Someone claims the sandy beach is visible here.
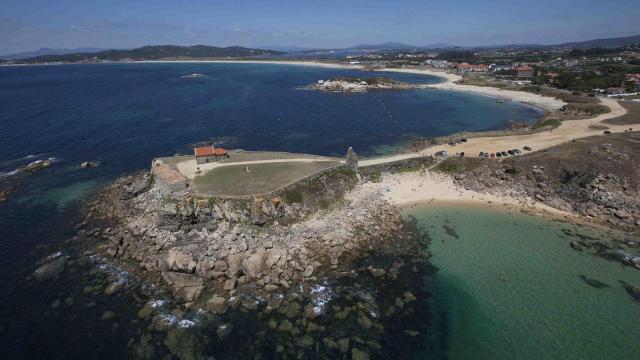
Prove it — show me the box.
[381,68,567,111]
[362,170,573,216]
[134,59,362,70]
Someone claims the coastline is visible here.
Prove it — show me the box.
[380,67,566,111]
[362,170,576,218]
[2,58,562,111]
[359,96,627,167]
[5,59,632,228]
[127,59,632,228]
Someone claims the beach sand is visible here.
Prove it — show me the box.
[362,170,579,220]
[381,68,567,111]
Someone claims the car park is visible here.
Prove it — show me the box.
[523,146,532,151]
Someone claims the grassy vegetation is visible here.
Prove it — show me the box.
[461,75,611,120]
[536,64,640,93]
[435,158,482,174]
[368,171,383,183]
[602,101,640,125]
[531,118,562,130]
[192,161,340,196]
[564,102,610,117]
[284,190,303,203]
[280,165,359,210]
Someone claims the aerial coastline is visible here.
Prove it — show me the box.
[4,45,640,360]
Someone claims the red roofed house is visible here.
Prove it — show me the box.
[194,145,229,164]
[515,66,534,79]
[455,63,489,73]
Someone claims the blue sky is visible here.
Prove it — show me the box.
[1,0,639,54]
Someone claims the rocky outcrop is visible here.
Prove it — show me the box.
[81,165,409,309]
[346,147,358,172]
[453,162,640,230]
[32,252,67,281]
[307,77,414,93]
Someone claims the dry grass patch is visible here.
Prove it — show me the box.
[192,161,341,196]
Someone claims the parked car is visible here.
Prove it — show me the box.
[460,138,468,143]
[496,152,502,158]
[459,152,465,158]
[434,150,448,157]
[523,146,532,151]
[490,153,496,158]
[448,141,456,146]
[604,130,611,134]
[507,150,515,155]
[479,152,485,158]
[501,151,508,157]
[513,149,521,155]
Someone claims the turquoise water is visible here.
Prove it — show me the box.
[405,204,640,359]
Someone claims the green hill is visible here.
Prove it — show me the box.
[20,45,284,63]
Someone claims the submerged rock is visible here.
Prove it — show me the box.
[570,241,582,251]
[620,281,640,301]
[206,296,228,314]
[32,253,67,281]
[104,282,123,295]
[579,275,610,289]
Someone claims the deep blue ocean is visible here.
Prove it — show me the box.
[0,63,543,359]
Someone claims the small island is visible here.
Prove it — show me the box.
[307,76,415,93]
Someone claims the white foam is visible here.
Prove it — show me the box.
[178,319,196,328]
[149,299,167,308]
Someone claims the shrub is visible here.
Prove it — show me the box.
[435,158,481,174]
[531,118,562,130]
[284,190,303,203]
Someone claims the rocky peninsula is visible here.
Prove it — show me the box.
[307,76,414,93]
[73,150,436,359]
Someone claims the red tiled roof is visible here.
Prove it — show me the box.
[194,145,228,157]
[194,145,214,157]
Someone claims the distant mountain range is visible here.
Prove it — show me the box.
[552,34,640,49]
[13,45,284,63]
[0,47,109,60]
[338,34,640,52]
[257,45,322,53]
[4,34,639,63]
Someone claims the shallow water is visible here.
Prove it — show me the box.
[405,204,640,359]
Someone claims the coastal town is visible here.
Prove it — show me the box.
[343,44,640,97]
